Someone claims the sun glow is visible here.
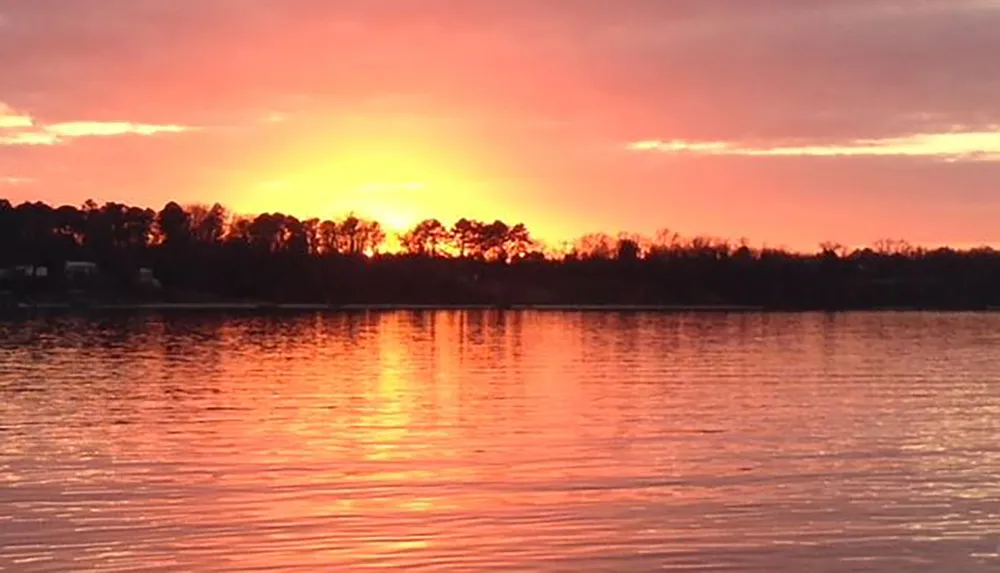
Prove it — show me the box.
[229,135,504,237]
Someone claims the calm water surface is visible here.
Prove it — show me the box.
[2,311,1000,572]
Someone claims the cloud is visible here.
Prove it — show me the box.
[629,140,731,154]
[0,102,33,128]
[46,121,190,138]
[0,131,58,146]
[628,131,1000,162]
[0,176,33,185]
[0,101,194,146]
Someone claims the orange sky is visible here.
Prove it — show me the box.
[2,1,1000,250]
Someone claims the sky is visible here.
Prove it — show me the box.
[1,0,1000,250]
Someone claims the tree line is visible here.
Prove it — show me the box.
[3,197,1000,309]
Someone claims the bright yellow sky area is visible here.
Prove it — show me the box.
[226,131,518,236]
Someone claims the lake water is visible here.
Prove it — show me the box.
[1,311,999,572]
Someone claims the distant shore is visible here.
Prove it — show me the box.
[6,301,1000,314]
[5,301,767,312]
[8,198,1000,314]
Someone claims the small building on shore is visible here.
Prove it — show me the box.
[0,265,49,279]
[65,261,99,279]
[137,267,162,289]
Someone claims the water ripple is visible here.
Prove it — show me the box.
[1,311,999,571]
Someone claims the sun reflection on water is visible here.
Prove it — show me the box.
[2,312,1000,571]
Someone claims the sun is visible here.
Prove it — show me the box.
[231,135,501,234]
[353,181,427,232]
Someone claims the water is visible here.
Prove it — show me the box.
[1,311,999,572]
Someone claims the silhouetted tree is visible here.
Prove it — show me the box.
[156,202,191,247]
[5,196,1000,309]
[451,218,483,259]
[227,215,253,246]
[576,233,615,260]
[302,218,322,255]
[336,214,384,255]
[248,213,286,253]
[507,223,534,260]
[400,219,450,257]
[479,220,511,261]
[187,203,228,245]
[317,220,340,254]
[616,238,641,262]
[0,199,14,266]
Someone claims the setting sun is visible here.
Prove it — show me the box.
[224,132,507,237]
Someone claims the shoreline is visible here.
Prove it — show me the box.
[8,302,766,312]
[5,302,1000,313]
